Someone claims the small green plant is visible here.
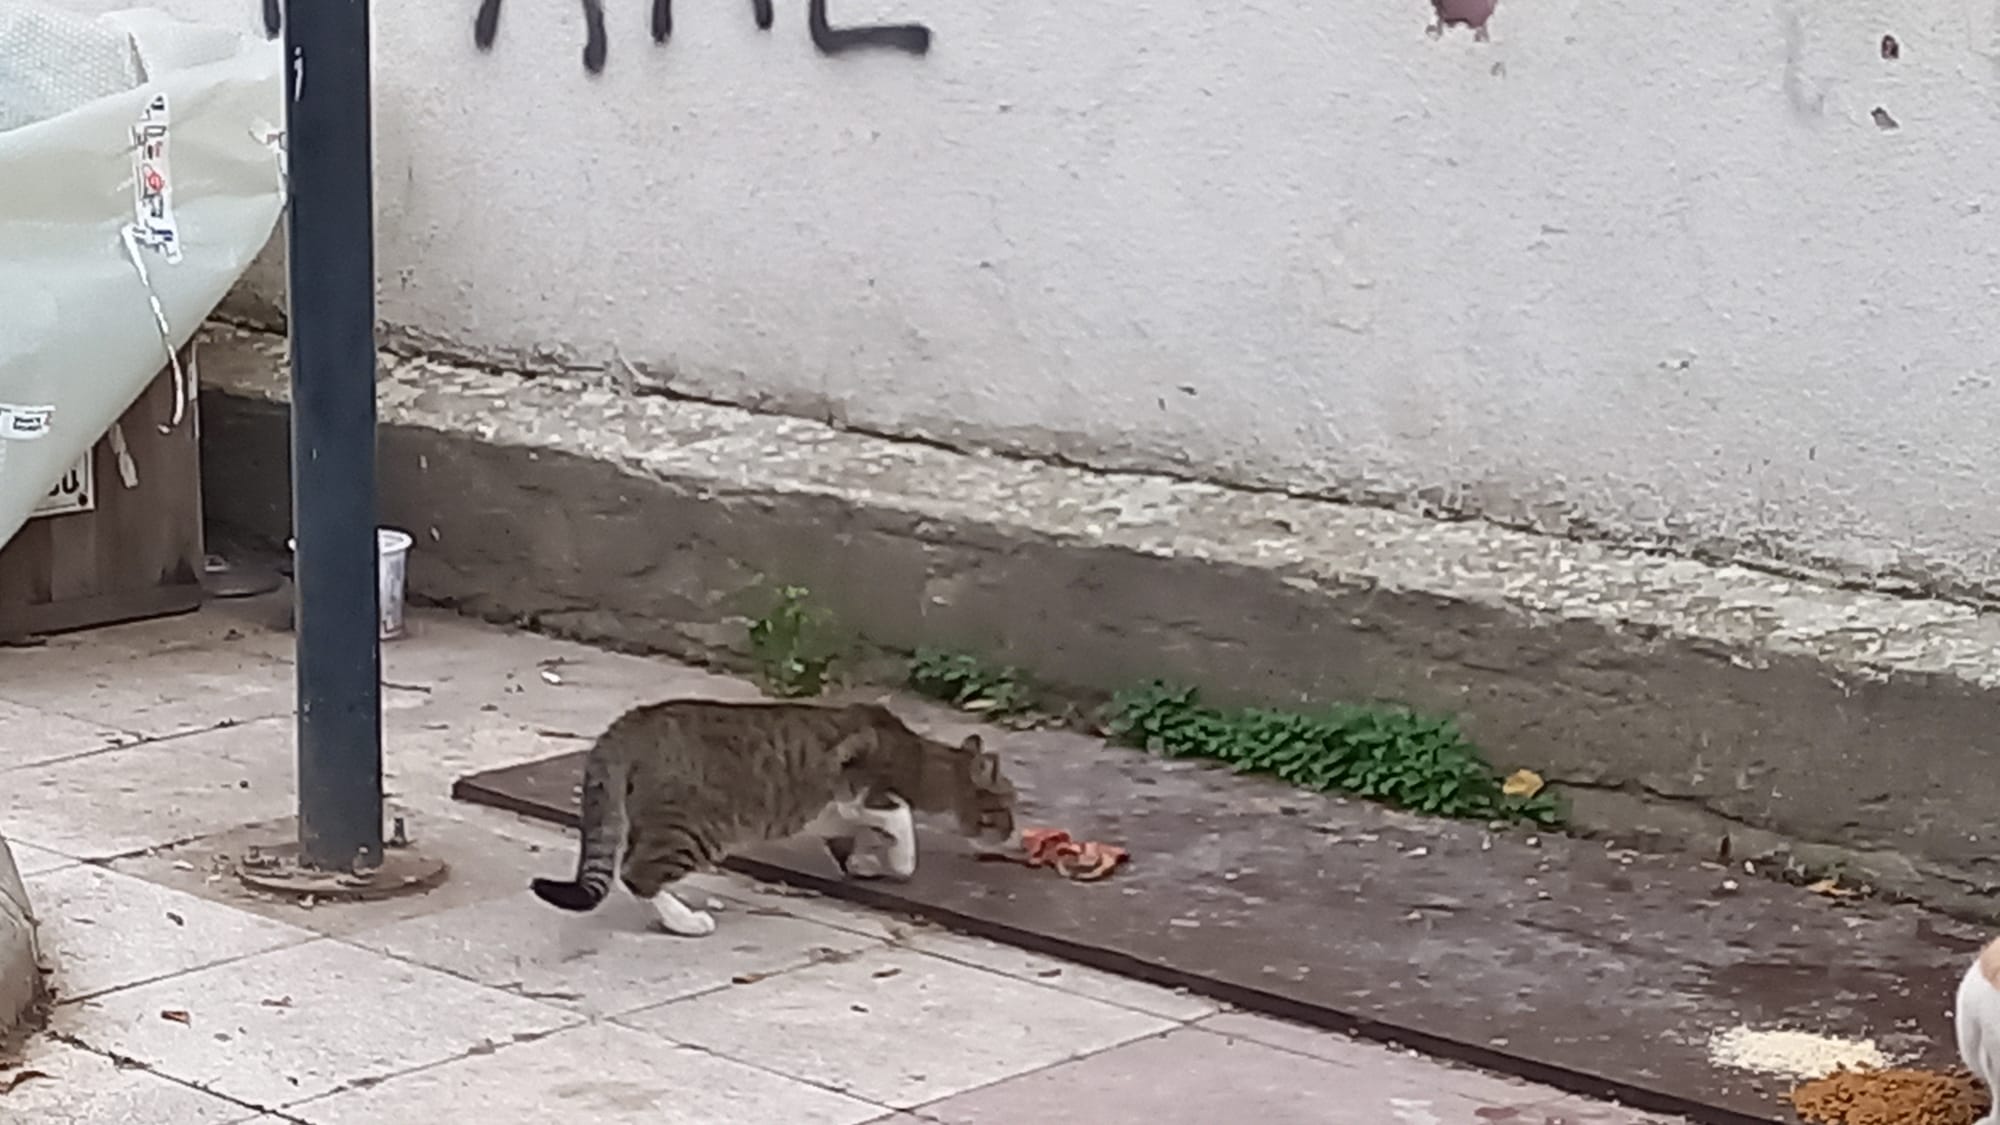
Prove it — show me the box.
[747,585,837,698]
[907,648,1036,719]
[1105,682,1563,826]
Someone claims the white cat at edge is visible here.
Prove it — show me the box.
[1956,938,2000,1124]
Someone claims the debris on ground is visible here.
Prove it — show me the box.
[1788,1066,1989,1125]
[979,828,1129,881]
[1806,877,1865,899]
[1707,1025,1894,1079]
[1501,769,1545,798]
[807,946,864,965]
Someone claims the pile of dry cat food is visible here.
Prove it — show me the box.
[1788,1066,1989,1125]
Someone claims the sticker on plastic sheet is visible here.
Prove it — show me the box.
[32,453,95,519]
[0,405,54,441]
[129,93,182,263]
[252,121,288,202]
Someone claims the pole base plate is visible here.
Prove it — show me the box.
[236,843,449,902]
[200,553,284,600]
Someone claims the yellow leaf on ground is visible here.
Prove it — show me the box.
[1502,769,1545,798]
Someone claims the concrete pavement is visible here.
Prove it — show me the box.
[0,599,1682,1124]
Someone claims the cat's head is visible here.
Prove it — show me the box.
[943,734,1018,845]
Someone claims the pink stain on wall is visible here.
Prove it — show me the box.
[1433,0,1496,37]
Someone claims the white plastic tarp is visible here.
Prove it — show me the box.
[0,2,283,547]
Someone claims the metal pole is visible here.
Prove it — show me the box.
[283,0,384,871]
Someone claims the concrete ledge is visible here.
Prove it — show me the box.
[196,324,2000,918]
[0,829,42,1048]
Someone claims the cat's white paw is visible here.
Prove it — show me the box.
[663,909,717,937]
[648,891,719,937]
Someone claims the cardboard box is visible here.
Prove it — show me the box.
[0,345,204,636]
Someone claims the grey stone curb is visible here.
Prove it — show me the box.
[0,828,43,1045]
[194,324,2000,920]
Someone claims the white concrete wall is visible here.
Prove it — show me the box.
[55,0,2000,592]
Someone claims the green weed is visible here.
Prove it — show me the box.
[747,585,837,698]
[1105,682,1562,826]
[906,648,1037,720]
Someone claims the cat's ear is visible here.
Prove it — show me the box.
[970,748,1002,786]
[959,734,984,755]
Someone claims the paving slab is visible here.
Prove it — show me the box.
[0,718,300,860]
[288,1021,883,1125]
[56,938,578,1109]
[348,884,882,1018]
[617,944,1174,1109]
[0,700,135,771]
[457,696,1976,1125]
[6,842,77,878]
[0,641,294,741]
[919,1024,1495,1125]
[0,1035,252,1123]
[28,864,311,1002]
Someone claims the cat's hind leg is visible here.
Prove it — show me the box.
[621,825,717,937]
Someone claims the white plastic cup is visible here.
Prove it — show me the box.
[284,527,414,641]
[375,527,413,641]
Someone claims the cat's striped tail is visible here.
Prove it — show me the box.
[530,745,621,912]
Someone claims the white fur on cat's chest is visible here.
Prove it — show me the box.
[1955,939,2000,1125]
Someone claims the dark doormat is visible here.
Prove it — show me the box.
[452,700,1980,1125]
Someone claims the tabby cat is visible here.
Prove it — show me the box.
[530,699,1018,936]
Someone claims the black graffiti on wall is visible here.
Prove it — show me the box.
[264,1,929,75]
[467,0,931,75]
